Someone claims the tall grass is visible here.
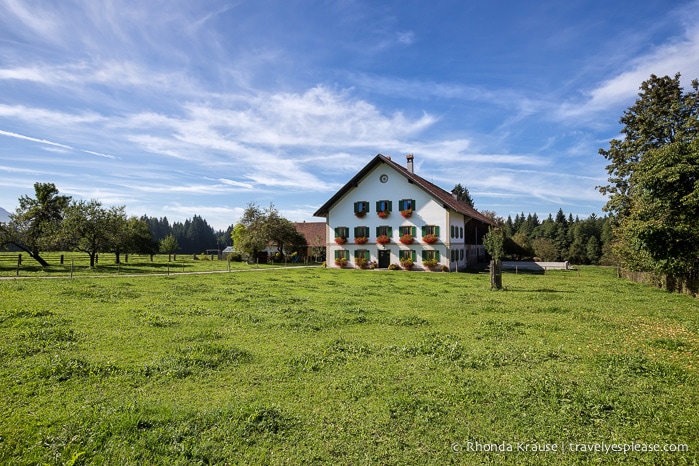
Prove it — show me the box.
[0,267,697,464]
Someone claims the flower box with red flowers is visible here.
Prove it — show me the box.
[335,237,348,245]
[376,234,391,244]
[399,234,414,245]
[355,257,368,269]
[423,258,439,269]
[377,211,389,219]
[355,211,366,218]
[422,233,439,244]
[354,236,368,245]
[400,209,413,218]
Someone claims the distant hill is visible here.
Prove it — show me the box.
[0,207,10,224]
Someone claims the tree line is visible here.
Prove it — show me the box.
[0,183,233,267]
[500,209,612,264]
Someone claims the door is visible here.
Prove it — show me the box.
[378,249,391,269]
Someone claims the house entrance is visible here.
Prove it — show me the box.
[378,249,391,269]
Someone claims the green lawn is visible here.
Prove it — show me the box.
[0,267,697,465]
[0,251,310,278]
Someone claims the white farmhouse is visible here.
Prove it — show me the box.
[314,154,495,271]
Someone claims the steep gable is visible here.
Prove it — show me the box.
[314,153,495,226]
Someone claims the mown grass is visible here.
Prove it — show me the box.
[0,267,697,464]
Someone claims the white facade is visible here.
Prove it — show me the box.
[315,154,492,271]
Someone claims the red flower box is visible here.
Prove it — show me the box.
[335,237,347,245]
[400,209,413,218]
[377,211,389,219]
[423,234,438,244]
[399,234,414,245]
[376,234,391,244]
[355,236,368,245]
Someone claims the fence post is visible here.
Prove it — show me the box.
[60,254,64,265]
[16,255,20,276]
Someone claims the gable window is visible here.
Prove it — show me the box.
[376,200,392,218]
[354,201,369,217]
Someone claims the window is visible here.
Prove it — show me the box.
[399,199,415,211]
[451,249,456,261]
[399,250,416,261]
[334,250,349,260]
[376,225,393,237]
[354,249,370,260]
[460,249,464,260]
[399,226,416,237]
[422,225,439,236]
[354,201,369,214]
[334,226,349,239]
[354,226,369,238]
[376,200,392,213]
[422,250,440,261]
[460,227,463,239]
[450,225,455,238]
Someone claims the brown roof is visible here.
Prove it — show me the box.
[313,154,495,226]
[293,221,326,246]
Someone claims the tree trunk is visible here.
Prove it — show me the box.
[490,259,503,290]
[89,252,96,268]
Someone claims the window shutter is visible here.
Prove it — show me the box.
[435,250,440,260]
[412,199,416,210]
[388,200,393,212]
[354,227,359,238]
[334,227,339,238]
[388,226,393,237]
[334,250,339,259]
[435,226,440,236]
[421,226,426,236]
[376,201,381,212]
[412,226,416,236]
[376,226,380,237]
[412,250,416,262]
[422,250,426,261]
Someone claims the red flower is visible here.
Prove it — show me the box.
[376,234,391,244]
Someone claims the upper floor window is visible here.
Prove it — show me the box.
[399,199,415,211]
[399,226,416,237]
[422,225,439,236]
[376,225,392,237]
[334,226,349,239]
[354,201,369,217]
[376,200,392,214]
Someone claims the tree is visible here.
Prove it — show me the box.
[62,200,126,267]
[598,73,699,219]
[532,238,558,262]
[0,183,71,266]
[232,203,304,262]
[483,227,505,289]
[615,140,699,276]
[598,73,699,276]
[451,184,474,207]
[159,234,179,261]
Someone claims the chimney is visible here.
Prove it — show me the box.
[406,154,414,174]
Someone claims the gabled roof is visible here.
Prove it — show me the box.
[313,153,495,226]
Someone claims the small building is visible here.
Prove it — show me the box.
[313,153,495,271]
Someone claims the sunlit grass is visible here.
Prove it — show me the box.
[0,267,697,464]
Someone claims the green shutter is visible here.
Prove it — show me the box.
[334,227,339,238]
[412,250,416,262]
[388,200,393,212]
[435,226,440,236]
[435,250,440,260]
[376,226,380,237]
[421,226,426,236]
[334,250,339,259]
[354,226,359,238]
[412,199,416,210]
[412,226,416,236]
[388,226,393,237]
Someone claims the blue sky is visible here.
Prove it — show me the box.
[1,0,699,230]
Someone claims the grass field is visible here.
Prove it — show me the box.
[0,251,309,278]
[0,267,697,465]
